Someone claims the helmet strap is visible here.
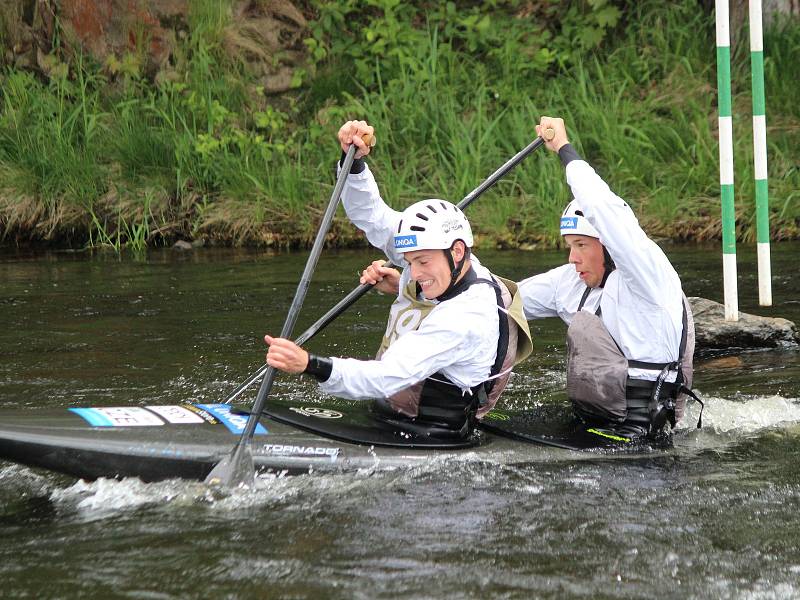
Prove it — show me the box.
[599,246,616,288]
[440,241,469,297]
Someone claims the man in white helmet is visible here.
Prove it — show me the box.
[518,116,697,440]
[264,120,532,439]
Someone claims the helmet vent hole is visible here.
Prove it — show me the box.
[426,204,437,213]
[440,201,448,211]
[415,213,429,221]
[397,219,403,233]
[410,225,426,232]
[575,210,585,216]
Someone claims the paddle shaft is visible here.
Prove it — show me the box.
[224,130,554,405]
[235,144,360,441]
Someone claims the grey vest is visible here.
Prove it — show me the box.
[566,287,694,427]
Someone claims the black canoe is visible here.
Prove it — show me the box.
[0,401,654,482]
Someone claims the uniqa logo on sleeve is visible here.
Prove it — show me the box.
[394,234,418,248]
[560,216,578,229]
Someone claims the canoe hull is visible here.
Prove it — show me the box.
[0,401,647,481]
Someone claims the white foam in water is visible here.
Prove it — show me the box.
[45,467,392,520]
[0,463,54,495]
[678,393,800,435]
[49,477,187,518]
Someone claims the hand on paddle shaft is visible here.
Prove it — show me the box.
[264,335,308,374]
[536,116,569,153]
[360,260,401,295]
[338,120,376,158]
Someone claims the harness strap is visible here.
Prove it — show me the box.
[577,286,595,313]
[627,301,688,374]
[678,385,705,428]
[424,275,509,404]
[478,277,509,395]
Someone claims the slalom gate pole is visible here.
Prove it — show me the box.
[749,0,772,306]
[715,0,739,321]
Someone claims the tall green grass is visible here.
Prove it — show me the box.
[0,0,797,249]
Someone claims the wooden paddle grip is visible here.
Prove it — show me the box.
[361,132,376,147]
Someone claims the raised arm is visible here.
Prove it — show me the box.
[336,120,406,264]
[537,116,681,307]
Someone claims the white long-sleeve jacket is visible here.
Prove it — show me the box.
[319,164,500,400]
[518,160,685,381]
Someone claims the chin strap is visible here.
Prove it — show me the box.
[598,246,616,288]
[440,242,470,298]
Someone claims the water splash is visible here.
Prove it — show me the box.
[679,393,800,435]
[0,463,54,497]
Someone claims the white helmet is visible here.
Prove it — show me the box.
[560,200,600,238]
[393,199,473,253]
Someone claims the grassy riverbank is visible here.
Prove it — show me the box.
[0,0,798,250]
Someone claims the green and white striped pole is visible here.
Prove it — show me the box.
[750,0,772,306]
[716,0,738,321]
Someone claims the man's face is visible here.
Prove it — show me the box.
[564,234,606,288]
[404,243,466,299]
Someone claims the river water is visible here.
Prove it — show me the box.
[1,243,798,599]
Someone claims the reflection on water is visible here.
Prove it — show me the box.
[0,243,799,599]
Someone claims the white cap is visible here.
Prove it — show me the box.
[560,200,600,238]
[394,199,473,253]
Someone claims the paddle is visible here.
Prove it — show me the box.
[222,128,556,406]
[204,135,372,487]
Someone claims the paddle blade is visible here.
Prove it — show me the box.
[204,440,256,488]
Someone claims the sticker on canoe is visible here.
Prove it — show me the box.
[260,444,339,461]
[68,403,267,435]
[69,407,165,427]
[483,410,511,421]
[289,406,343,419]
[146,405,206,424]
[195,404,267,435]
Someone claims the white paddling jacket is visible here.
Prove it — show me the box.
[318,162,531,436]
[518,154,695,427]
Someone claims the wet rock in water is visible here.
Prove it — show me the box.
[698,355,744,369]
[172,240,193,251]
[689,296,800,353]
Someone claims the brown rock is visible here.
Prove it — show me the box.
[698,356,744,369]
[689,296,800,353]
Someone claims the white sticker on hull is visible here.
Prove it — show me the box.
[69,407,165,427]
[68,403,266,434]
[289,407,343,419]
[145,405,206,424]
[260,444,339,461]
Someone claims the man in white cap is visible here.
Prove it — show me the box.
[265,120,531,439]
[518,116,697,440]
